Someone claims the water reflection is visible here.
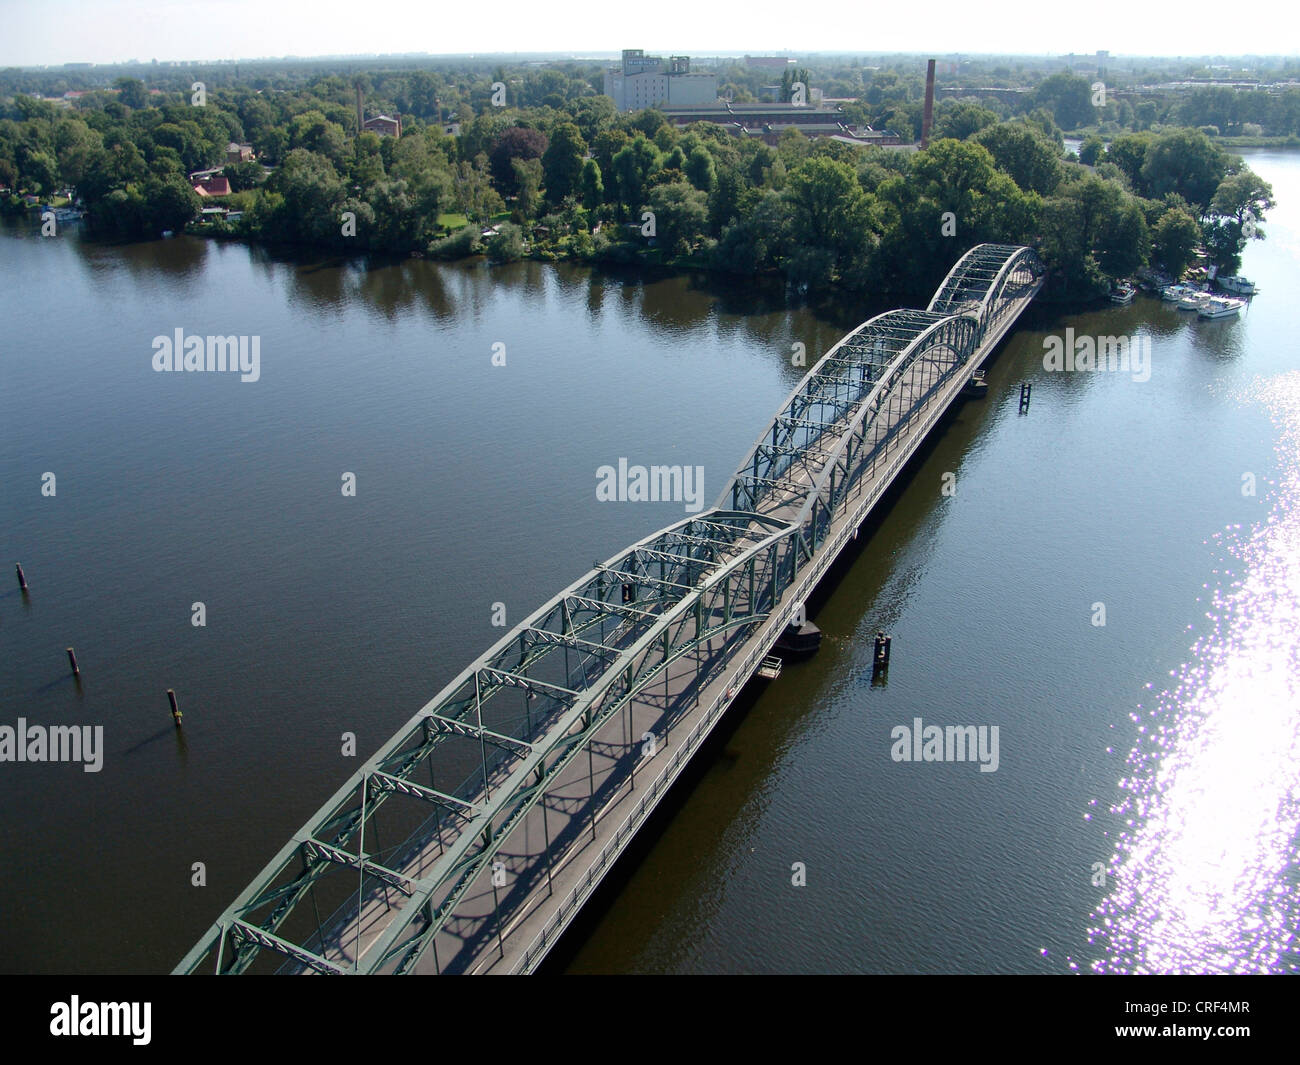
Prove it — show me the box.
[1088,371,1300,974]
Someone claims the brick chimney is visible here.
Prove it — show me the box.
[921,59,936,148]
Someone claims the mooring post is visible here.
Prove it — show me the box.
[16,563,28,591]
[168,689,183,726]
[872,631,892,673]
[1019,382,1032,413]
[66,647,79,676]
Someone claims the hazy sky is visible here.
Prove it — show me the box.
[3,0,1294,67]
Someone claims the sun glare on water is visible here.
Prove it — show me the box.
[1088,371,1300,974]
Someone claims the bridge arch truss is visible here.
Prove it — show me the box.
[176,244,1043,976]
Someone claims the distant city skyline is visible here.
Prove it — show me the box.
[4,0,1294,68]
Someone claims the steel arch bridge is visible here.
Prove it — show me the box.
[176,243,1044,976]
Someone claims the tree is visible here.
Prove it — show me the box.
[510,157,542,219]
[1033,72,1093,131]
[662,145,687,175]
[707,166,744,235]
[541,121,586,206]
[784,156,874,274]
[1139,128,1227,212]
[489,125,548,194]
[610,135,660,215]
[973,123,1062,195]
[265,148,346,244]
[53,118,102,187]
[485,221,525,262]
[144,173,202,234]
[874,139,1038,296]
[458,111,510,162]
[19,148,58,194]
[1152,207,1201,278]
[1095,199,1149,278]
[579,158,603,211]
[646,182,708,256]
[1105,132,1150,188]
[1209,167,1274,232]
[591,128,629,178]
[684,146,715,192]
[1203,167,1274,273]
[628,109,667,139]
[934,101,999,141]
[713,189,792,275]
[456,153,503,221]
[1078,135,1105,166]
[288,110,348,169]
[113,77,148,110]
[1038,195,1107,299]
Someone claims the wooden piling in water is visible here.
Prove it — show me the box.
[872,631,892,673]
[66,647,79,676]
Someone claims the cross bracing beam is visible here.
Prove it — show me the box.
[368,770,478,816]
[561,593,660,621]
[227,920,350,975]
[592,565,699,593]
[426,710,536,758]
[627,544,714,570]
[299,837,416,896]
[518,626,624,659]
[474,669,580,702]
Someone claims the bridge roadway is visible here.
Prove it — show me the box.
[175,244,1045,976]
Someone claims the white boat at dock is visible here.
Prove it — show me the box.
[1197,295,1245,319]
[1109,282,1136,305]
[1216,275,1258,295]
[1178,290,1210,310]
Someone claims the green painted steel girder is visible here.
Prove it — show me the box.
[176,244,1044,976]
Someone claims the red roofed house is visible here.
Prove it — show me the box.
[193,175,231,197]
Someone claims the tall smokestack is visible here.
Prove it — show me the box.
[921,59,936,148]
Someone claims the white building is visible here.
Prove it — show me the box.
[604,49,717,112]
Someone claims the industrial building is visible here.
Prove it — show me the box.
[603,49,717,112]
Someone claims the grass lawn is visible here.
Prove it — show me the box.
[436,212,469,230]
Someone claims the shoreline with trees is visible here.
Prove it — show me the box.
[1,55,1279,307]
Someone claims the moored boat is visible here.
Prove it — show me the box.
[1178,289,1210,310]
[1109,282,1136,305]
[1197,295,1245,319]
[1162,283,1193,301]
[1217,275,1258,295]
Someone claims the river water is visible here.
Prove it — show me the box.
[1,150,1297,975]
